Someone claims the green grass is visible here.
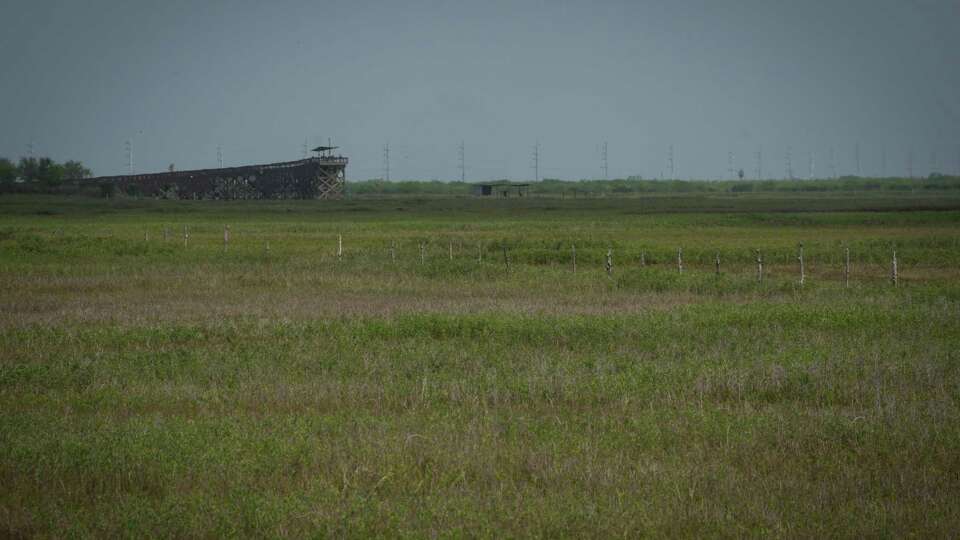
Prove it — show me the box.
[1,193,960,537]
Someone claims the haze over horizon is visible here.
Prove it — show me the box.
[1,0,958,181]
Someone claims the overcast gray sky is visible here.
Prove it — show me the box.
[1,0,958,180]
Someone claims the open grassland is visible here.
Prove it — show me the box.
[2,193,960,537]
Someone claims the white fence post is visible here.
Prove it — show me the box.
[756,249,763,283]
[844,246,850,288]
[891,249,898,287]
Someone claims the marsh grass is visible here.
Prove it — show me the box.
[1,195,959,536]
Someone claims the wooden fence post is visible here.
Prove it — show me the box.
[715,252,720,275]
[164,227,169,242]
[419,242,425,265]
[797,243,805,286]
[183,225,189,248]
[223,225,230,252]
[605,249,613,277]
[477,242,483,264]
[572,244,577,274]
[640,251,646,267]
[844,246,850,288]
[503,246,510,272]
[337,233,343,262]
[449,241,453,261]
[677,247,683,274]
[390,241,396,263]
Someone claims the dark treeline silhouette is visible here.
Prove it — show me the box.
[347,175,960,197]
[0,156,91,193]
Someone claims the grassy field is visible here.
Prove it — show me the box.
[2,192,960,537]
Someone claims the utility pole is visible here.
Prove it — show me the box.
[668,144,675,179]
[217,145,223,168]
[27,141,34,159]
[727,151,734,180]
[457,141,465,182]
[881,146,887,177]
[930,150,938,175]
[125,139,133,174]
[808,150,815,180]
[383,143,390,182]
[601,141,608,180]
[532,141,540,182]
[906,149,914,179]
[855,142,861,176]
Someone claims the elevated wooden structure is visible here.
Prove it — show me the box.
[86,153,347,199]
[473,182,530,197]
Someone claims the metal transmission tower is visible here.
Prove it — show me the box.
[125,140,133,174]
[457,141,465,182]
[756,147,763,179]
[531,141,540,182]
[785,146,794,180]
[667,145,675,179]
[881,147,887,177]
[217,145,223,168]
[302,139,308,159]
[906,149,914,179]
[601,141,608,179]
[808,151,815,179]
[855,142,861,176]
[727,151,734,180]
[930,150,938,174]
[383,143,390,182]
[829,147,837,179]
[27,141,34,159]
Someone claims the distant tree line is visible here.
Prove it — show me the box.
[0,156,92,193]
[348,174,960,197]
